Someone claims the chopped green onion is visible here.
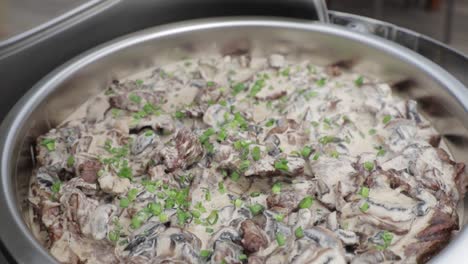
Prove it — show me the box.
[249,79,265,97]
[298,196,314,209]
[316,78,326,87]
[358,187,370,198]
[383,115,392,124]
[239,254,248,261]
[119,197,130,208]
[218,182,226,194]
[108,230,120,242]
[230,171,240,182]
[363,161,374,171]
[251,146,261,161]
[51,181,61,194]
[135,79,144,85]
[281,68,290,77]
[217,128,227,141]
[41,138,56,151]
[265,118,276,127]
[147,202,162,216]
[319,135,337,145]
[207,210,219,225]
[175,111,185,119]
[207,81,215,87]
[274,158,289,172]
[381,231,393,249]
[355,76,364,87]
[295,226,304,239]
[249,203,265,216]
[330,150,340,158]
[129,93,142,104]
[127,188,138,202]
[67,156,75,167]
[368,128,377,135]
[272,182,282,194]
[301,146,312,158]
[250,192,261,197]
[204,188,211,202]
[159,213,168,222]
[276,232,286,246]
[232,83,246,95]
[312,153,320,160]
[234,198,243,208]
[274,214,285,222]
[360,202,370,212]
[206,227,214,233]
[200,249,212,258]
[117,166,133,180]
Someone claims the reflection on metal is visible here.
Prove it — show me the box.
[312,0,330,23]
[328,10,468,91]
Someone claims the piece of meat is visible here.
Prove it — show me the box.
[77,160,101,183]
[405,210,458,264]
[240,220,268,253]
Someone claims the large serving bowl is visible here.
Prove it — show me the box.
[0,18,467,263]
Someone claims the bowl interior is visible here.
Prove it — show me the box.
[2,19,468,263]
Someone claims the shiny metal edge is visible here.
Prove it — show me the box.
[328,10,467,60]
[0,17,467,264]
[0,0,119,60]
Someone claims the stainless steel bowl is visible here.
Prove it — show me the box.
[1,18,467,264]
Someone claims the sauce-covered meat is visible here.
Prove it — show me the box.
[28,54,466,264]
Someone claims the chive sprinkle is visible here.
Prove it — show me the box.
[363,161,374,171]
[298,196,314,209]
[295,226,304,238]
[360,202,370,212]
[358,187,370,198]
[276,232,286,246]
[249,203,265,216]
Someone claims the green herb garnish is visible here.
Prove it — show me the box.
[295,226,304,238]
[360,202,370,212]
[363,161,374,171]
[252,146,261,161]
[301,146,312,158]
[355,76,364,87]
[41,138,56,151]
[358,187,370,198]
[129,93,142,104]
[175,111,185,119]
[383,115,392,124]
[272,182,282,194]
[67,156,75,167]
[232,83,246,95]
[51,181,61,194]
[265,118,276,127]
[316,78,326,87]
[298,196,314,209]
[274,158,289,172]
[249,203,265,216]
[206,210,219,225]
[276,232,286,246]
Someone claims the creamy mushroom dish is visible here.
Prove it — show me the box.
[28,54,466,264]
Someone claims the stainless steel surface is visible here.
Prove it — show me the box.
[329,10,468,96]
[0,18,467,264]
[0,0,106,48]
[312,0,330,23]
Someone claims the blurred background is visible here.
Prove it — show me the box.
[0,0,466,53]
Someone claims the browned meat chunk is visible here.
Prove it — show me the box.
[240,220,268,253]
[78,160,101,183]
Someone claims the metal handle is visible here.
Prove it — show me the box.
[311,0,330,23]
